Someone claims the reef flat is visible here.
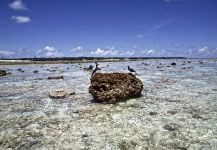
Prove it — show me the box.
[0,59,217,150]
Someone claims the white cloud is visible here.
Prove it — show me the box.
[107,46,115,51]
[37,46,63,57]
[132,44,138,49]
[135,34,144,39]
[198,47,209,54]
[147,49,156,55]
[163,0,184,3]
[71,46,83,52]
[143,19,175,37]
[43,46,56,52]
[91,48,119,56]
[91,48,135,56]
[141,49,169,56]
[9,0,28,11]
[149,19,175,32]
[0,50,15,56]
[11,16,31,24]
[119,50,135,56]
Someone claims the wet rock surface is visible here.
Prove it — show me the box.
[89,73,143,103]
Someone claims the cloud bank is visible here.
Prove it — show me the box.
[37,46,63,57]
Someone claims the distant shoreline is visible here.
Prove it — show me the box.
[0,57,214,65]
[0,57,185,65]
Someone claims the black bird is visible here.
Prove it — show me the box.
[127,66,136,73]
[92,63,101,75]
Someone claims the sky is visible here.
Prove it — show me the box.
[0,0,217,58]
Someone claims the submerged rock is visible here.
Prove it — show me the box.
[47,76,64,80]
[17,68,24,72]
[33,70,39,73]
[0,69,7,76]
[89,73,143,103]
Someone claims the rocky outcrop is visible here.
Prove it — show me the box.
[89,73,143,103]
[0,69,7,76]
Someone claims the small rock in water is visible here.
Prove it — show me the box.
[149,112,158,116]
[49,90,66,99]
[0,69,7,76]
[47,76,64,80]
[89,73,143,103]
[167,110,177,115]
[199,60,204,64]
[33,70,39,73]
[68,91,76,95]
[163,123,179,131]
[171,62,176,66]
[17,68,24,72]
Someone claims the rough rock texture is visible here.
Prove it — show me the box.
[89,73,143,103]
[0,69,7,76]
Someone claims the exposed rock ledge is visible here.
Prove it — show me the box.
[89,73,143,103]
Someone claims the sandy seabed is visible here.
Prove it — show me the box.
[0,59,217,150]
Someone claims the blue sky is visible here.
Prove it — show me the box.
[0,0,217,58]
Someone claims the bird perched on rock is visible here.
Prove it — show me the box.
[92,63,101,75]
[127,66,136,73]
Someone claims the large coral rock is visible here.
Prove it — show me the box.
[89,73,143,103]
[0,69,7,76]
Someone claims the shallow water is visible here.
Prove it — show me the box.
[0,59,217,150]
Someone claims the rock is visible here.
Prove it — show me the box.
[89,73,143,103]
[83,65,94,71]
[167,110,177,115]
[49,90,75,99]
[0,69,7,76]
[33,70,39,73]
[149,112,158,116]
[171,62,176,66]
[49,90,66,99]
[17,68,24,72]
[68,92,76,95]
[163,123,179,131]
[47,76,64,80]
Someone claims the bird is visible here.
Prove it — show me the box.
[127,66,136,73]
[92,63,101,75]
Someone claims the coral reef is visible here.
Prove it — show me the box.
[89,73,143,103]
